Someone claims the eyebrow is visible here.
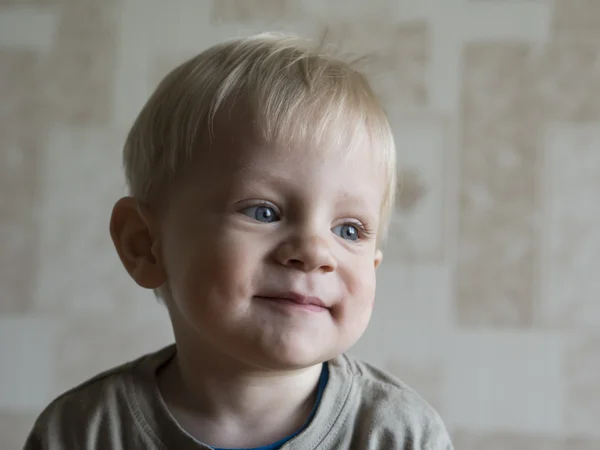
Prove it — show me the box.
[234,166,295,186]
[335,192,379,217]
[235,166,380,219]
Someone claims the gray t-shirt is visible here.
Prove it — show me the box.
[24,345,453,449]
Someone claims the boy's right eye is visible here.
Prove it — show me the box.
[240,205,280,223]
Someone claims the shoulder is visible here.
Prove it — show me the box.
[24,345,175,449]
[339,354,440,419]
[330,354,453,449]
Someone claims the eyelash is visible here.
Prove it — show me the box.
[238,201,374,241]
[348,222,374,239]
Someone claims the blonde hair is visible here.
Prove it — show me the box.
[123,32,396,241]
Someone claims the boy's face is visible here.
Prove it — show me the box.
[150,119,385,370]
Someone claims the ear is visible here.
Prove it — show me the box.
[374,249,383,269]
[109,197,167,289]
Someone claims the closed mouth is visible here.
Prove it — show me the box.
[255,292,329,311]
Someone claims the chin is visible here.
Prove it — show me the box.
[248,328,365,371]
[248,344,335,371]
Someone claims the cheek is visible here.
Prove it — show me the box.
[347,262,377,302]
[352,267,377,320]
[331,263,376,352]
[165,230,261,305]
[336,261,377,320]
[358,275,377,319]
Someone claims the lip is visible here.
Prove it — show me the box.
[255,292,329,312]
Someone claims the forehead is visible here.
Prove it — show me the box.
[165,113,388,226]
[208,101,380,164]
[209,117,382,182]
[220,134,380,220]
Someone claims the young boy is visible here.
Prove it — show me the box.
[24,33,453,449]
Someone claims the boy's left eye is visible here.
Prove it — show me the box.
[332,224,360,241]
[240,205,280,223]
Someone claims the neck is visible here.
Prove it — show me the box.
[158,338,323,448]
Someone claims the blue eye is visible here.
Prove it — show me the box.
[241,205,279,223]
[332,224,360,241]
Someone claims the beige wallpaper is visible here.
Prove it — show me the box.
[1,0,599,448]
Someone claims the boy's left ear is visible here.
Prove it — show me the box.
[374,249,383,269]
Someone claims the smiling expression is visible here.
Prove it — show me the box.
[152,115,387,371]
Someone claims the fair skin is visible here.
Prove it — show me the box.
[110,116,386,448]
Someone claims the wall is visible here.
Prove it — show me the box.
[1,0,599,448]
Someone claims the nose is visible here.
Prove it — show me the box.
[273,233,337,273]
